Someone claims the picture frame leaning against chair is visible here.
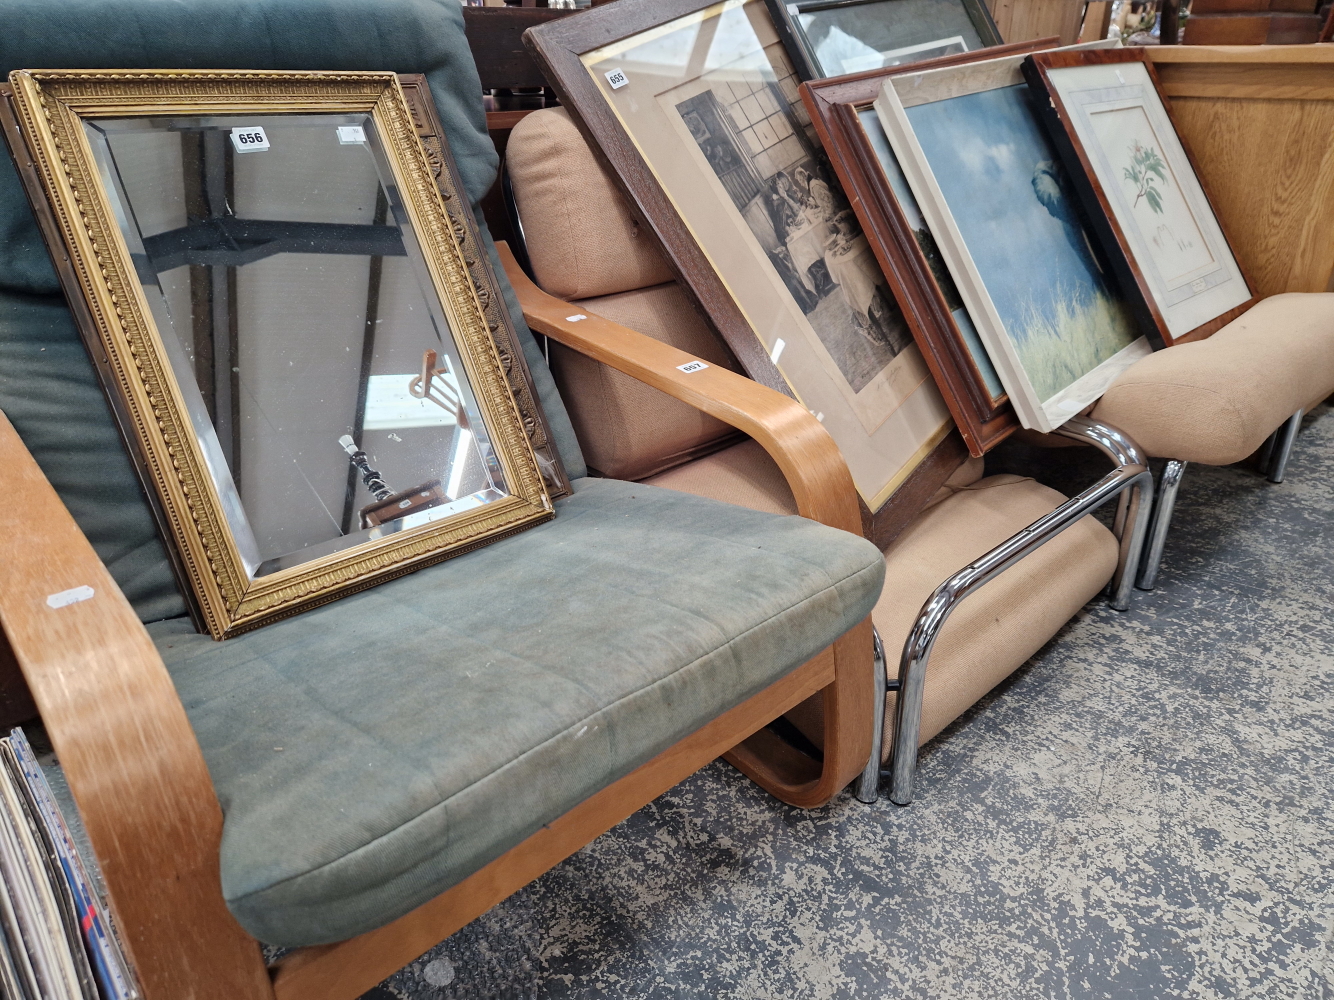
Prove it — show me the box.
[519,0,1157,811]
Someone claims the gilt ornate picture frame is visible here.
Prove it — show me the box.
[3,70,553,638]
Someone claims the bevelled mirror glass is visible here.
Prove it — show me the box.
[6,71,553,638]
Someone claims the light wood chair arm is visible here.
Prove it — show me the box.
[498,243,863,538]
[0,410,271,1000]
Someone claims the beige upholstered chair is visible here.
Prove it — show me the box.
[1088,296,1334,588]
[506,108,1152,803]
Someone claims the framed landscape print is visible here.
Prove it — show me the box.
[3,69,553,637]
[766,0,1002,80]
[801,38,1058,455]
[874,49,1151,433]
[1023,49,1257,349]
[528,0,964,544]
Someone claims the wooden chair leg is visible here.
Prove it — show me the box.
[724,616,875,808]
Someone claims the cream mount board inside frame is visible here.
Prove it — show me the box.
[526,0,964,544]
[2,69,554,638]
[873,43,1152,433]
[1021,48,1257,349]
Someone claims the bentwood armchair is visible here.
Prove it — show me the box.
[503,107,1155,806]
[0,1,886,997]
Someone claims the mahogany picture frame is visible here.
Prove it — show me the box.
[1022,48,1259,349]
[524,0,972,548]
[800,38,1056,456]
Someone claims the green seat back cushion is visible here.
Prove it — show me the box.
[151,477,884,947]
[0,0,586,621]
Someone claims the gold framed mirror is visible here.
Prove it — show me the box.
[5,70,553,638]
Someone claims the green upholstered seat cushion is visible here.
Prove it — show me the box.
[0,0,587,621]
[149,476,884,947]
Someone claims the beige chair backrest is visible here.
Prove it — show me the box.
[506,108,743,480]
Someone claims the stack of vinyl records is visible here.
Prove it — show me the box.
[0,728,138,999]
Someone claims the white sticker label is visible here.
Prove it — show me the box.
[605,68,629,90]
[230,126,270,153]
[677,360,709,374]
[566,314,588,322]
[769,338,786,364]
[336,125,367,145]
[1057,398,1084,412]
[46,585,94,609]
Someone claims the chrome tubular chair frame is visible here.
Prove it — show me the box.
[861,418,1154,806]
[1137,408,1304,592]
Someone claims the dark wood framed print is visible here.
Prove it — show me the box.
[765,0,1003,81]
[526,0,968,545]
[1022,49,1258,349]
[801,38,1056,455]
[3,69,553,638]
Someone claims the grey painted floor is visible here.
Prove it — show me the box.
[362,407,1334,999]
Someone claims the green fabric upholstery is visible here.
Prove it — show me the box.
[0,293,187,621]
[0,0,587,620]
[150,476,884,947]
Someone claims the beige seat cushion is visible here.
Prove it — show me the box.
[645,444,986,517]
[507,107,674,300]
[1092,292,1334,464]
[646,446,1115,756]
[869,475,1116,753]
[553,282,742,479]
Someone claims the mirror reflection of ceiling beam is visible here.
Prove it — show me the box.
[341,186,390,536]
[181,130,240,483]
[137,217,407,272]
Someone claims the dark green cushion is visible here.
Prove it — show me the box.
[0,0,587,620]
[149,477,884,947]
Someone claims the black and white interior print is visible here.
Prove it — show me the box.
[676,69,911,394]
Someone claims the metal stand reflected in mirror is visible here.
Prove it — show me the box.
[338,349,475,530]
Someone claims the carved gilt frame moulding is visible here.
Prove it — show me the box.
[1022,49,1258,349]
[526,0,970,550]
[5,70,553,639]
[800,38,1059,456]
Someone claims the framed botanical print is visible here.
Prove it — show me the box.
[1023,49,1258,349]
[766,0,1002,81]
[873,48,1151,433]
[2,69,553,637]
[527,0,965,545]
[801,38,1057,455]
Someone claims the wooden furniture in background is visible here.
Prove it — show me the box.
[1080,1,1114,41]
[463,4,576,248]
[985,0,1084,44]
[1149,45,1334,295]
[1184,0,1325,43]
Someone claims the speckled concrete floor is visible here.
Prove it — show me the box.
[358,409,1332,999]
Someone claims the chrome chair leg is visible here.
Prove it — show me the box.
[885,440,1152,806]
[1267,410,1303,484]
[854,627,888,804]
[1136,459,1186,592]
[1053,417,1153,610]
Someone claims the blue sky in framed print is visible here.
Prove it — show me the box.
[906,84,1137,402]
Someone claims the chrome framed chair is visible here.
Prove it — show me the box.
[503,106,1155,810]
